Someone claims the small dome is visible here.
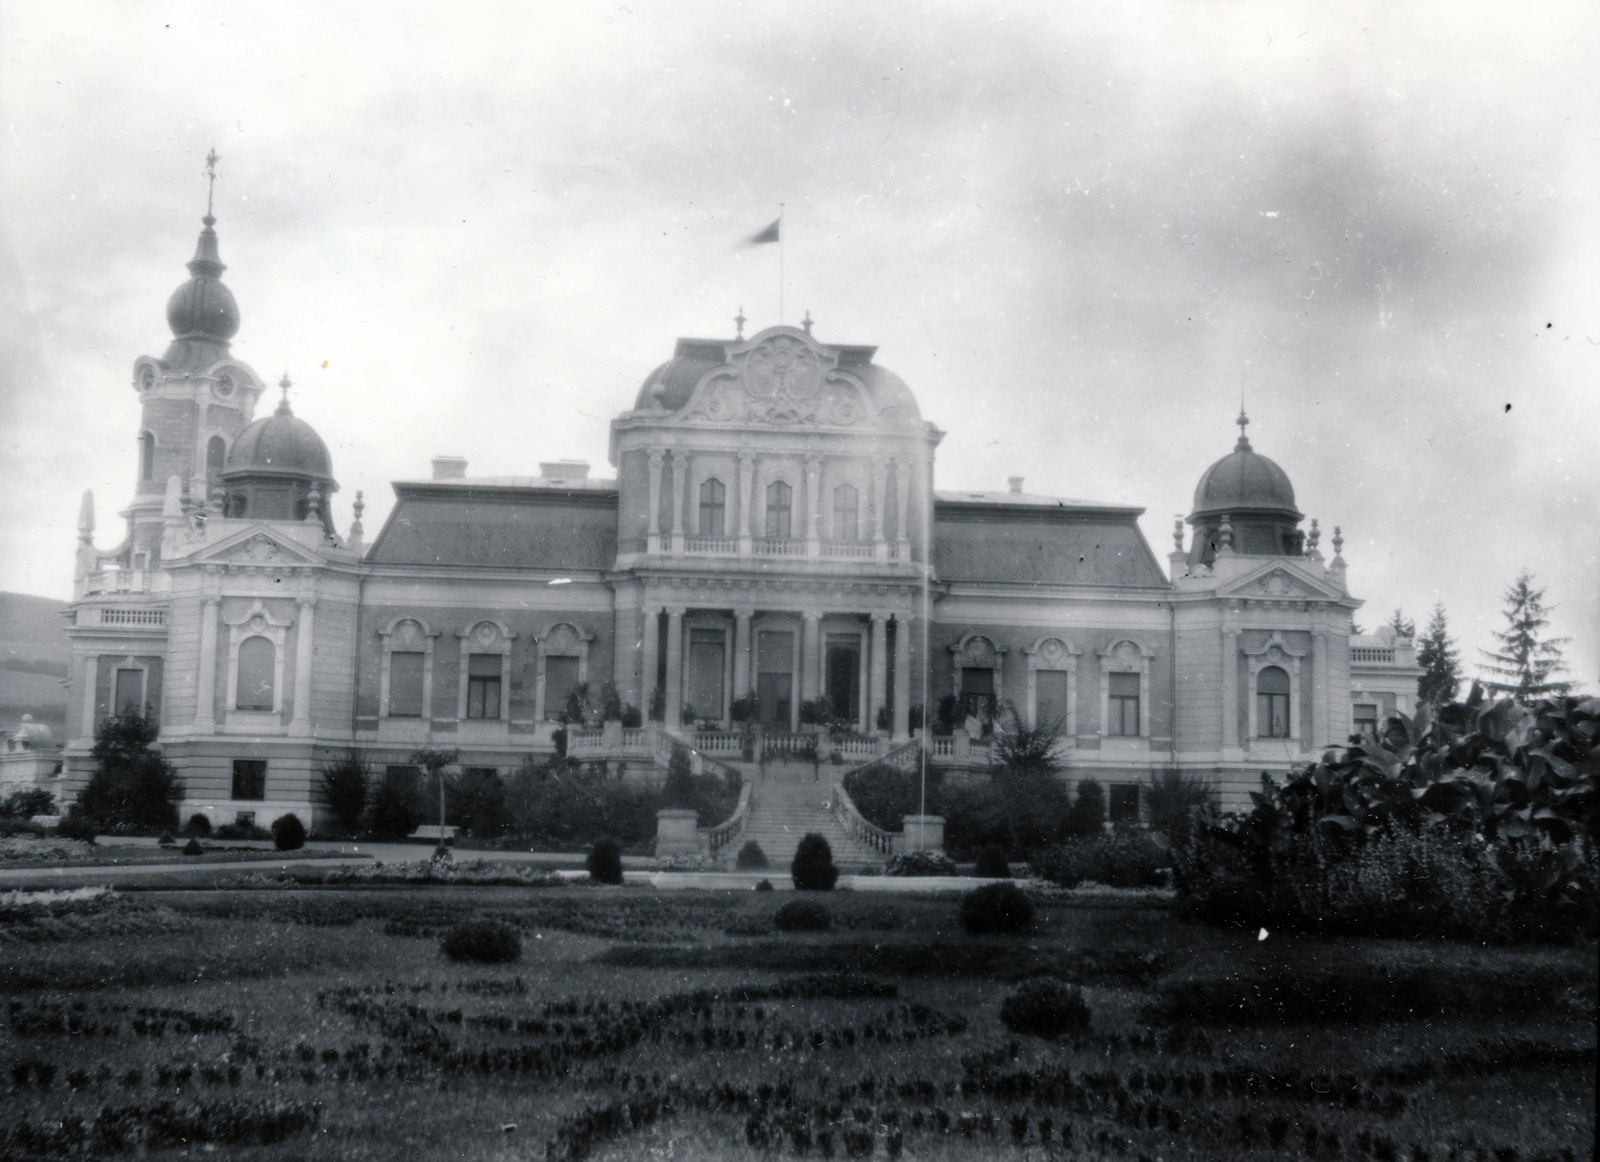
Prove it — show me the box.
[634,343,728,412]
[224,392,333,479]
[165,217,240,341]
[1191,415,1300,519]
[11,714,53,748]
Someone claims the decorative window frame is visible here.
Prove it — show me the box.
[763,477,794,540]
[1243,631,1306,742]
[533,622,593,722]
[949,632,1006,707]
[1024,636,1080,740]
[223,599,291,718]
[831,481,861,541]
[697,476,727,536]
[457,619,517,722]
[202,430,231,484]
[111,663,151,718]
[379,616,438,719]
[1097,637,1154,739]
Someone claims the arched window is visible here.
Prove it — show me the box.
[765,480,792,539]
[832,483,859,541]
[1257,665,1290,738]
[236,637,276,711]
[206,436,226,481]
[138,431,155,481]
[698,478,726,536]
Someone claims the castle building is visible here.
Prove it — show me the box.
[59,202,1390,838]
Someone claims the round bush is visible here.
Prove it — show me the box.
[999,976,1091,1039]
[974,844,1011,879]
[56,811,98,842]
[754,879,774,892]
[790,832,839,891]
[440,919,522,964]
[959,881,1035,934]
[156,832,175,846]
[271,813,306,852]
[774,899,832,931]
[587,837,624,884]
[736,839,769,870]
[185,814,212,838]
[182,837,204,856]
[884,850,957,877]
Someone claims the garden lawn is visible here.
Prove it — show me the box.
[0,881,1592,1161]
[0,835,356,868]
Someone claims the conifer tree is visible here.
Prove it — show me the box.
[1480,572,1571,699]
[1387,609,1416,639]
[1415,603,1461,706]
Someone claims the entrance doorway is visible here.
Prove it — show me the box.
[757,630,794,730]
[960,666,996,735]
[686,629,725,724]
[825,634,861,724]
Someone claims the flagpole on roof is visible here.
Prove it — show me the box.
[778,204,785,324]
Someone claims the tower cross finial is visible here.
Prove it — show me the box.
[204,148,220,221]
[734,305,746,340]
[1235,407,1252,452]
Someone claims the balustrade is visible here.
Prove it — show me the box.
[684,535,738,555]
[821,541,875,560]
[830,782,895,855]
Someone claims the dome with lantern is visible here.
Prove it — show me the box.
[1186,412,1306,566]
[219,376,338,533]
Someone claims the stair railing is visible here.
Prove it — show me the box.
[830,780,895,856]
[703,780,753,858]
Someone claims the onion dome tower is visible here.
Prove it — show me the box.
[124,152,266,563]
[1186,411,1305,567]
[220,375,339,535]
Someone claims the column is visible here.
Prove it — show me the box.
[646,450,664,555]
[869,613,889,733]
[737,453,755,557]
[800,611,822,703]
[873,463,888,562]
[895,460,911,558]
[663,607,686,729]
[289,597,316,737]
[639,605,660,719]
[670,452,688,556]
[194,596,219,733]
[1221,625,1240,754]
[804,456,822,558]
[892,615,912,739]
[1311,629,1328,748]
[733,608,753,700]
[79,652,99,741]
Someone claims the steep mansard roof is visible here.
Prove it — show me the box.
[365,480,618,570]
[933,493,1168,588]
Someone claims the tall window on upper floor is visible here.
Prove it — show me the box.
[832,483,859,541]
[1107,672,1140,736]
[1257,666,1291,738]
[389,652,425,717]
[466,654,502,720]
[765,480,792,539]
[205,436,226,483]
[114,668,146,717]
[138,431,155,481]
[1352,702,1378,738]
[698,478,726,536]
[236,637,275,711]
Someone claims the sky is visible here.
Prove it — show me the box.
[2,0,1596,688]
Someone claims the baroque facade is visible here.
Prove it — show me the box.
[56,205,1421,833]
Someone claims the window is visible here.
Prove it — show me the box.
[826,635,862,723]
[1257,666,1291,738]
[544,656,580,721]
[205,435,226,481]
[688,629,726,722]
[138,431,154,481]
[698,478,726,536]
[1035,670,1070,731]
[1107,672,1140,736]
[832,483,859,541]
[114,668,146,717]
[1352,702,1378,738]
[1110,783,1141,824]
[960,667,995,732]
[236,637,275,710]
[466,654,502,720]
[231,759,266,800]
[765,480,792,539]
[389,652,425,717]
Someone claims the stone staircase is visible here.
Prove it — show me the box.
[736,767,885,869]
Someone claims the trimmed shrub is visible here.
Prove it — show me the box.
[587,837,624,884]
[365,776,423,841]
[736,840,769,870]
[1146,769,1216,845]
[185,814,212,838]
[999,976,1091,1038]
[157,832,175,846]
[884,850,957,877]
[941,771,1075,857]
[754,879,774,892]
[315,754,369,836]
[1064,778,1106,838]
[2,789,56,818]
[774,899,832,931]
[216,822,271,841]
[662,744,696,808]
[959,881,1035,934]
[791,833,839,891]
[56,811,98,842]
[974,844,1011,878]
[1032,829,1169,889]
[440,919,522,964]
[77,714,182,833]
[271,814,306,851]
[182,838,204,856]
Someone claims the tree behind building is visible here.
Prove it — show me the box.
[1416,602,1462,706]
[1480,572,1572,699]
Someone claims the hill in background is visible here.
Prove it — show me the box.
[0,592,70,741]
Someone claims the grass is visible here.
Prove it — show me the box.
[0,835,356,868]
[0,881,1592,1160]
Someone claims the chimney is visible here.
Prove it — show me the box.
[1007,476,1024,494]
[431,456,468,480]
[539,460,590,483]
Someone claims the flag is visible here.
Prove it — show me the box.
[743,218,780,246]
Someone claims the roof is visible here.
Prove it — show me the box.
[1191,422,1299,520]
[933,499,1168,588]
[224,396,334,480]
[934,489,1142,514]
[366,482,618,570]
[394,475,617,492]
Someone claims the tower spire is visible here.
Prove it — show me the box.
[204,147,219,222]
[1234,407,1252,452]
[277,372,293,416]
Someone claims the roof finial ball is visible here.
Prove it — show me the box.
[734,306,746,340]
[277,372,293,416]
[801,309,813,336]
[1235,408,1252,452]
